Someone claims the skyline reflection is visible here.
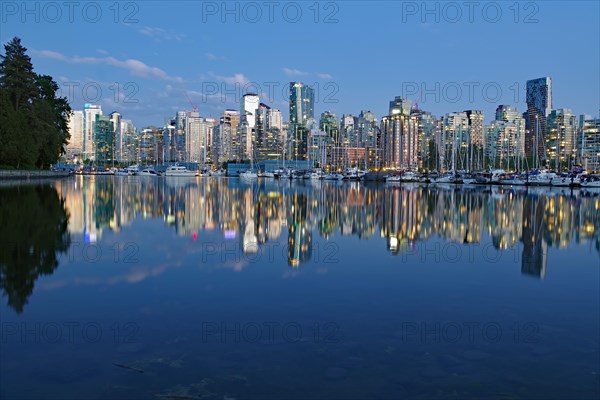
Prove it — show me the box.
[56,177,599,272]
[2,177,598,313]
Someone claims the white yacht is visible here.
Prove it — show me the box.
[324,172,344,181]
[165,165,197,177]
[580,175,600,188]
[551,174,580,187]
[308,169,325,180]
[528,170,557,186]
[240,169,258,180]
[401,171,418,182]
[138,168,160,177]
[261,171,276,178]
[114,168,129,176]
[342,167,360,180]
[116,164,140,175]
[499,174,527,186]
[490,169,507,183]
[385,174,401,182]
[433,172,458,184]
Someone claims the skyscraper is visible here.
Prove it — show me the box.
[494,106,525,165]
[255,103,281,160]
[240,93,260,128]
[83,104,102,161]
[213,109,240,164]
[381,97,419,170]
[485,106,526,169]
[185,111,208,163]
[267,108,283,131]
[440,112,469,172]
[66,110,84,161]
[411,109,439,171]
[109,112,122,162]
[578,116,600,171]
[289,82,314,125]
[120,119,135,163]
[546,108,577,170]
[289,82,315,160]
[93,114,114,164]
[525,77,552,161]
[357,110,381,169]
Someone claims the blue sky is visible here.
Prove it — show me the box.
[2,1,598,127]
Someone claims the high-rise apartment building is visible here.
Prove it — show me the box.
[546,108,577,170]
[381,97,419,169]
[525,77,552,160]
[66,110,84,160]
[83,104,102,161]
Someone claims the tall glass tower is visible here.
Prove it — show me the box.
[289,82,314,125]
[525,77,552,161]
[289,82,315,160]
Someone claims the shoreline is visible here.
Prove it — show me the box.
[0,170,71,180]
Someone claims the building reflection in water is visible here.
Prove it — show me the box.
[50,178,600,276]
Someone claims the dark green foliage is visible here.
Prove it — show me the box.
[0,37,71,169]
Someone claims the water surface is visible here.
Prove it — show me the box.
[1,176,599,399]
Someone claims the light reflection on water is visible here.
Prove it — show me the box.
[0,176,598,399]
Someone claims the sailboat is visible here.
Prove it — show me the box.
[240,143,258,180]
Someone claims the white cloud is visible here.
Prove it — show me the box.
[206,53,218,61]
[283,67,309,77]
[215,73,250,85]
[317,73,333,79]
[34,50,67,61]
[33,50,184,83]
[137,26,185,41]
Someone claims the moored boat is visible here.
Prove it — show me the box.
[165,165,197,177]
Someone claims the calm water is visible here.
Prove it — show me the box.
[1,176,599,399]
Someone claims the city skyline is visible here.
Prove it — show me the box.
[2,2,598,127]
[62,75,599,173]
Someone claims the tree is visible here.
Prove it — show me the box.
[33,75,71,168]
[0,37,72,169]
[0,37,38,112]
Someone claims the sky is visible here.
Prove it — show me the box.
[2,1,599,127]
